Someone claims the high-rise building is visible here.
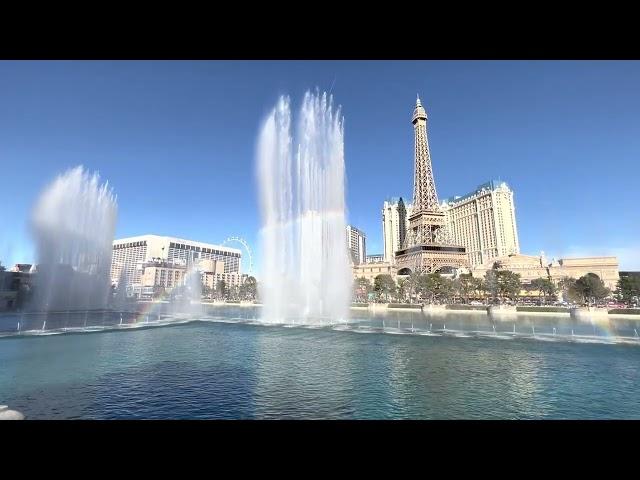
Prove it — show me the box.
[346,226,366,265]
[440,181,520,267]
[395,96,468,274]
[110,235,241,288]
[382,197,412,264]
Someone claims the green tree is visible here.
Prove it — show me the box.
[417,274,433,302]
[530,277,557,304]
[374,274,396,302]
[202,285,213,299]
[571,273,610,305]
[353,277,371,302]
[228,285,240,301]
[406,272,422,303]
[483,270,500,303]
[397,279,408,302]
[497,270,522,302]
[433,274,455,303]
[470,277,484,301]
[216,280,227,300]
[239,276,258,301]
[454,273,479,304]
[615,275,640,305]
[417,273,454,304]
[557,276,576,302]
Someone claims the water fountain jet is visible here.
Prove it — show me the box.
[257,91,351,325]
[29,166,117,313]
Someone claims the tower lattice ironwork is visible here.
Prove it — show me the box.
[395,95,468,274]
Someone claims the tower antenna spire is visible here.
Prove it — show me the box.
[395,97,468,275]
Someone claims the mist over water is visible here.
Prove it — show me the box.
[29,166,117,311]
[167,264,203,317]
[257,91,351,323]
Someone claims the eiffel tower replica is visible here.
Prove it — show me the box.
[395,95,468,274]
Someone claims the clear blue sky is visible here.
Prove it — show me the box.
[1,60,639,273]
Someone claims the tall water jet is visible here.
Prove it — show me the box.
[29,166,117,312]
[257,91,351,324]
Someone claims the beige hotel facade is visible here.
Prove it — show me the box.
[380,181,519,269]
[440,180,519,268]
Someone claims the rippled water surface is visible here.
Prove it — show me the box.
[1,307,639,419]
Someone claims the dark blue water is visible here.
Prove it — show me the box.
[1,309,640,419]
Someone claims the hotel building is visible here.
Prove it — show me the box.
[346,225,367,265]
[382,197,412,264]
[471,253,619,290]
[440,181,519,267]
[110,235,242,289]
[352,262,398,283]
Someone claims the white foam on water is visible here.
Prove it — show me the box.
[570,335,616,344]
[3,316,640,350]
[415,331,442,337]
[384,329,407,335]
[530,335,561,342]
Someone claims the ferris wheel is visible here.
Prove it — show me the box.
[222,237,253,275]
